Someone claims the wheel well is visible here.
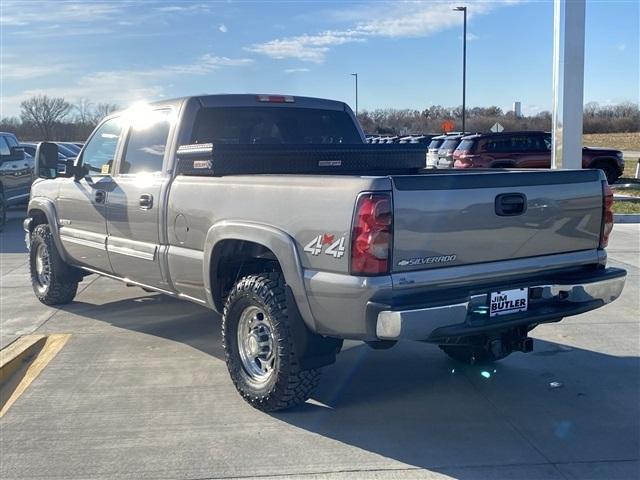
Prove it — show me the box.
[211,239,281,311]
[28,209,48,230]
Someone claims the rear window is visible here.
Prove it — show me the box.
[456,139,476,151]
[440,139,460,150]
[428,139,444,149]
[191,107,362,145]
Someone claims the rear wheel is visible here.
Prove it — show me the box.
[29,224,79,305]
[222,273,321,411]
[593,161,619,184]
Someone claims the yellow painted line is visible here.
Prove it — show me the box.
[0,334,71,418]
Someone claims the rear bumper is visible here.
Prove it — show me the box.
[375,267,626,341]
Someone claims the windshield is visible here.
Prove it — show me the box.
[428,139,444,149]
[456,139,476,151]
[192,107,362,145]
[440,138,461,150]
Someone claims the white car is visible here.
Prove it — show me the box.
[426,135,447,168]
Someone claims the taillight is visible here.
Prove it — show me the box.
[600,181,614,248]
[351,193,392,275]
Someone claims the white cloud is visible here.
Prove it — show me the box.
[155,4,210,13]
[0,63,66,80]
[0,1,127,26]
[219,24,228,33]
[247,30,365,63]
[2,54,253,115]
[160,54,253,75]
[616,43,626,52]
[247,1,506,63]
[284,68,311,74]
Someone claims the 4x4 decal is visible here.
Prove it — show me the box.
[304,234,346,258]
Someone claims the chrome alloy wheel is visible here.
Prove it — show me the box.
[34,243,51,293]
[237,305,277,384]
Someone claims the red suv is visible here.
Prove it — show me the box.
[453,131,624,183]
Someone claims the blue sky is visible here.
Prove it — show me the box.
[1,0,638,117]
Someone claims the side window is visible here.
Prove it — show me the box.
[81,117,123,175]
[510,136,530,151]
[120,109,171,175]
[0,137,10,156]
[486,138,510,153]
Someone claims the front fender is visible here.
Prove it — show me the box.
[26,197,68,262]
[203,221,317,331]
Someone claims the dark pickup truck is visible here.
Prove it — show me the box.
[0,132,32,230]
[451,131,625,184]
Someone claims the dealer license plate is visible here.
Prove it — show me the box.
[489,288,528,317]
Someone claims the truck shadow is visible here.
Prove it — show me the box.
[62,291,640,475]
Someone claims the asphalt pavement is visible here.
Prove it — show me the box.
[1,207,639,480]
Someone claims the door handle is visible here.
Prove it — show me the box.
[139,193,153,209]
[94,190,106,204]
[495,193,527,216]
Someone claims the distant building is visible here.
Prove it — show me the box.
[513,101,522,117]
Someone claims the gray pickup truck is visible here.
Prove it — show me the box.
[25,94,626,411]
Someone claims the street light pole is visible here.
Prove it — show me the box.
[351,73,358,116]
[454,6,467,133]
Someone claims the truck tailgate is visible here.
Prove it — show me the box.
[391,170,604,272]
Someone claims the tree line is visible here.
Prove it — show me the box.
[0,95,637,142]
[356,102,639,135]
[1,95,118,141]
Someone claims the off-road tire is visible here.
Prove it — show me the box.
[29,224,79,305]
[0,192,6,232]
[439,344,511,365]
[593,161,619,185]
[222,273,321,412]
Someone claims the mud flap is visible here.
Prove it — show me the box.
[285,286,342,370]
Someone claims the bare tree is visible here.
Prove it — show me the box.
[74,98,94,126]
[20,95,72,139]
[91,103,119,124]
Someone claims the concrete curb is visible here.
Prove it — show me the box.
[0,335,46,384]
[0,334,71,417]
[614,214,640,224]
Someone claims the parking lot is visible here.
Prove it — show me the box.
[0,208,638,480]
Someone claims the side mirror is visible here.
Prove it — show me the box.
[35,142,60,179]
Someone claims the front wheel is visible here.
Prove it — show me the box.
[29,224,79,305]
[222,273,321,412]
